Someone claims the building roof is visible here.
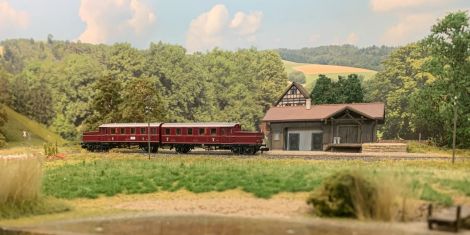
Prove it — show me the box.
[263,103,385,122]
[161,123,239,128]
[99,123,162,128]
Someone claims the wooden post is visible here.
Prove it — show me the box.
[148,122,151,160]
[456,205,461,232]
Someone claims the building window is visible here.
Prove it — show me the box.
[130,128,136,134]
[273,133,280,141]
[111,128,116,134]
[165,128,170,135]
[211,128,217,135]
[151,128,157,134]
[140,128,146,134]
[176,128,181,135]
[120,128,125,134]
[188,128,193,135]
[199,128,205,135]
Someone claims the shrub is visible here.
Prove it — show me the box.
[307,171,397,221]
[0,133,5,148]
[288,71,306,84]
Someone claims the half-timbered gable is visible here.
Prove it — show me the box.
[275,82,310,107]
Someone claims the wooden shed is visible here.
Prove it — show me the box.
[262,82,385,151]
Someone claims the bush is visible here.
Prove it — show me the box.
[288,71,306,84]
[307,171,397,221]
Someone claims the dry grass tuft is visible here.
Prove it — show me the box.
[0,154,69,219]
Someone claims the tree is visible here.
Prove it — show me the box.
[288,71,306,84]
[120,77,166,122]
[86,75,123,128]
[310,74,335,104]
[417,11,470,148]
[364,43,432,139]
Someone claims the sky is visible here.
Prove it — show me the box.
[0,0,469,52]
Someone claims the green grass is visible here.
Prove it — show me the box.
[0,105,66,147]
[282,60,377,91]
[43,154,470,203]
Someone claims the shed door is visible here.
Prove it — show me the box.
[288,133,300,150]
[338,126,359,143]
[311,133,323,150]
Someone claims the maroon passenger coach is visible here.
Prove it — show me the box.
[81,122,266,155]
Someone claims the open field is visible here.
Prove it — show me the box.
[283,60,377,91]
[0,106,66,147]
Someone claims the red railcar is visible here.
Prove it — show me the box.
[81,122,266,155]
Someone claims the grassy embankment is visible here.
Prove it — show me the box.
[407,141,470,157]
[0,106,66,148]
[42,153,470,206]
[283,60,377,91]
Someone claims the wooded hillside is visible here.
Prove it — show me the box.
[0,40,287,141]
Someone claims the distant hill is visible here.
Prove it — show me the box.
[278,45,395,71]
[0,106,66,146]
[283,60,377,91]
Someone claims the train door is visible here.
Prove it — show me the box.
[209,128,219,144]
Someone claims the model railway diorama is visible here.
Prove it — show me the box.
[81,122,267,155]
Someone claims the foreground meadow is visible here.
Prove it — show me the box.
[42,152,470,204]
[1,150,469,228]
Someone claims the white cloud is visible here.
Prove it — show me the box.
[78,0,156,44]
[345,32,359,44]
[0,1,29,32]
[370,0,448,12]
[186,4,263,52]
[381,13,434,45]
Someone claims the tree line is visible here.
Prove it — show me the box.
[0,41,287,141]
[278,45,395,71]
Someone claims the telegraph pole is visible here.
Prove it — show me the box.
[452,96,457,164]
[148,121,151,160]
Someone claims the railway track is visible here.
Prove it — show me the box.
[138,149,468,161]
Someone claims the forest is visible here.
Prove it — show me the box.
[0,40,286,141]
[0,11,469,148]
[278,45,395,70]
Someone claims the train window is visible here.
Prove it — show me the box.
[120,128,125,134]
[188,128,193,135]
[211,128,217,135]
[140,128,146,134]
[221,128,226,135]
[199,128,205,135]
[111,128,115,134]
[131,128,136,134]
[151,128,157,134]
[165,128,170,135]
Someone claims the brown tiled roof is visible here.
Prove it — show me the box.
[263,103,385,122]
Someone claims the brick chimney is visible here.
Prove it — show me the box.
[306,98,311,110]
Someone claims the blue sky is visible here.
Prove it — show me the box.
[1,0,469,51]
